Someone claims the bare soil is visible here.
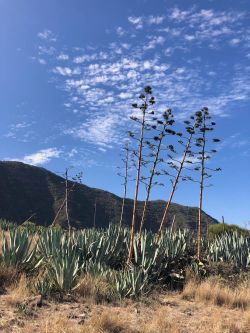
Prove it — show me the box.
[0,291,249,333]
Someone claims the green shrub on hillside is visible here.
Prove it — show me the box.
[208,223,249,239]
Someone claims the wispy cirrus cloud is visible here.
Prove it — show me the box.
[4,122,36,142]
[128,16,143,29]
[128,15,165,29]
[52,66,81,76]
[34,6,250,152]
[57,53,69,60]
[64,112,124,148]
[37,29,57,42]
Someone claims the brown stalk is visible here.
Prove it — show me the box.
[139,132,164,240]
[93,198,97,228]
[127,101,147,264]
[197,112,206,260]
[65,168,71,232]
[157,130,194,240]
[119,142,129,227]
[51,171,77,228]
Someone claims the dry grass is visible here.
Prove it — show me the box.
[22,310,138,333]
[75,274,117,303]
[182,278,250,310]
[1,271,250,333]
[20,308,180,333]
[142,309,180,333]
[89,310,138,333]
[4,273,31,306]
[195,311,250,333]
[0,263,17,290]
[18,306,250,333]
[23,315,85,333]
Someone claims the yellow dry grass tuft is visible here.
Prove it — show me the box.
[142,309,180,333]
[0,263,17,290]
[182,278,250,310]
[5,273,31,306]
[75,274,117,303]
[195,310,250,333]
[90,309,138,333]
[22,310,138,333]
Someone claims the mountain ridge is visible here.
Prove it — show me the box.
[0,161,218,231]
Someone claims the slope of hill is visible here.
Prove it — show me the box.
[0,161,218,231]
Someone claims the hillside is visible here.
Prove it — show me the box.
[0,161,218,231]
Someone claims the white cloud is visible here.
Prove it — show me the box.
[38,58,47,65]
[34,5,250,154]
[64,113,122,148]
[73,54,99,63]
[185,35,195,41]
[167,7,245,46]
[14,148,62,166]
[14,122,31,129]
[5,122,35,141]
[229,38,241,46]
[144,36,165,50]
[37,29,57,42]
[169,7,192,21]
[121,43,130,49]
[119,92,133,99]
[116,26,126,37]
[67,148,78,157]
[57,53,69,60]
[38,45,56,55]
[53,66,81,76]
[128,16,143,29]
[143,60,152,69]
[127,70,138,79]
[148,15,165,25]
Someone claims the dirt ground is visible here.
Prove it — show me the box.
[0,291,249,333]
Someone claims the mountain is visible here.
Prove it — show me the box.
[0,161,218,231]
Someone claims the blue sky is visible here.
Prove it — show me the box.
[0,0,249,227]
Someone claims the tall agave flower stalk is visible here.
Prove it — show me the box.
[93,198,97,227]
[157,116,197,240]
[51,170,83,228]
[118,141,130,227]
[127,86,155,264]
[65,168,71,232]
[194,108,220,259]
[138,109,175,240]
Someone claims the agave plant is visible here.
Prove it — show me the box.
[77,224,128,269]
[36,229,81,291]
[0,229,36,269]
[208,232,250,268]
[114,266,151,298]
[36,227,65,260]
[34,276,52,296]
[46,249,80,291]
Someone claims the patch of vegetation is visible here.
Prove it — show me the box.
[208,223,250,239]
[0,224,249,300]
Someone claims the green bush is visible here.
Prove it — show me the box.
[208,223,249,239]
